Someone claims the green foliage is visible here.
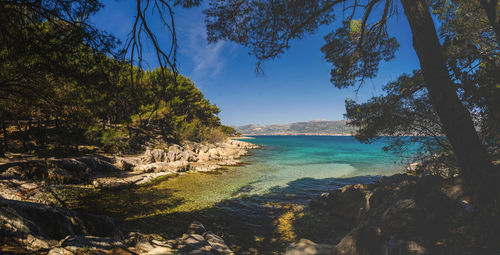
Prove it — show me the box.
[0,55,224,154]
[0,0,226,156]
[84,126,103,145]
[345,0,499,163]
[0,37,223,154]
[84,126,129,153]
[322,20,398,88]
[345,70,449,162]
[177,121,229,143]
[100,128,130,153]
[128,68,222,143]
[202,127,227,144]
[178,119,204,142]
[220,125,237,135]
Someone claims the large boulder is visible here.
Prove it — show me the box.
[310,183,371,225]
[142,149,168,163]
[167,150,178,162]
[114,157,139,171]
[285,239,334,255]
[1,161,49,182]
[78,157,118,173]
[0,166,23,179]
[203,231,233,254]
[47,168,82,184]
[198,151,211,161]
[307,174,474,255]
[0,198,117,252]
[55,159,90,174]
[187,221,207,235]
[178,151,198,162]
[175,222,233,254]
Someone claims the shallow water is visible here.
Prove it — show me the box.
[73,136,418,253]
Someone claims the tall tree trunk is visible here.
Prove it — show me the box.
[479,0,500,43]
[0,121,4,157]
[1,119,7,153]
[400,0,494,205]
[37,119,42,148]
[16,121,27,152]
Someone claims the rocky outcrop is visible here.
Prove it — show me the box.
[288,174,478,255]
[0,197,233,254]
[137,139,258,172]
[0,197,117,253]
[91,139,259,188]
[0,139,258,192]
[0,156,127,206]
[285,239,334,255]
[128,221,233,255]
[0,156,120,185]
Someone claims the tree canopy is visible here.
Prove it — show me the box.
[204,0,499,212]
[0,0,233,156]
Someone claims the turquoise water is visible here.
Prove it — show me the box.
[79,136,419,252]
[230,136,412,201]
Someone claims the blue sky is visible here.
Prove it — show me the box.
[91,0,420,126]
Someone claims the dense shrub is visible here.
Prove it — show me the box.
[202,127,227,144]
[100,128,130,153]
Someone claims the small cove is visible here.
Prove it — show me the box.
[70,136,420,253]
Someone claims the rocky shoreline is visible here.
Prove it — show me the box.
[0,138,258,254]
[1,197,234,254]
[0,139,258,204]
[284,171,493,254]
[96,139,259,189]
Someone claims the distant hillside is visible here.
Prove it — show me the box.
[234,120,357,135]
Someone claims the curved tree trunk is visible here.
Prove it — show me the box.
[479,0,500,44]
[400,0,494,205]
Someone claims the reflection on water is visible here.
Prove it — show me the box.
[71,136,416,253]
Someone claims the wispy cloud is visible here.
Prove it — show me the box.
[180,19,228,78]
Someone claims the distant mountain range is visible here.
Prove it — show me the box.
[233,120,357,135]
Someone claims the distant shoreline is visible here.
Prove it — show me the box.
[241,133,353,136]
[241,134,428,137]
[230,136,256,139]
